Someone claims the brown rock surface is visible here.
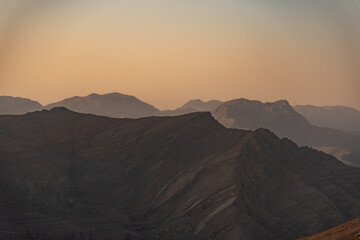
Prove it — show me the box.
[300,217,360,240]
[0,108,360,239]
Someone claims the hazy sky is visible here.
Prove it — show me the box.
[0,0,359,109]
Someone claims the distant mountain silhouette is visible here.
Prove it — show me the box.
[161,99,223,116]
[300,217,360,240]
[45,93,160,118]
[0,96,42,115]
[212,99,360,166]
[212,99,309,131]
[295,105,360,135]
[1,109,360,239]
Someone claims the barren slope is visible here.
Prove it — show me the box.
[300,217,360,240]
[0,108,360,239]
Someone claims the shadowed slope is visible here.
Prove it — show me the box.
[0,109,360,239]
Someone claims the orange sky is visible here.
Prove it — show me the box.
[0,1,359,109]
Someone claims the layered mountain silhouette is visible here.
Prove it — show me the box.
[0,96,42,115]
[1,108,360,239]
[0,94,222,118]
[295,105,360,135]
[300,217,360,240]
[2,93,360,165]
[45,93,160,118]
[212,99,360,166]
[161,99,223,116]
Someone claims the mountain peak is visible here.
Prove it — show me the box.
[0,96,43,115]
[180,99,223,111]
[212,98,310,132]
[187,99,204,104]
[272,99,290,106]
[48,107,74,113]
[226,98,263,106]
[45,93,160,118]
[23,107,76,117]
[178,111,214,120]
[88,92,131,99]
[169,111,224,129]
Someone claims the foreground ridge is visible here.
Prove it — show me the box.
[0,110,360,239]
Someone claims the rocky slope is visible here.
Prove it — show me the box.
[161,99,223,116]
[45,93,160,118]
[0,96,42,115]
[300,217,360,240]
[212,99,360,166]
[294,105,360,135]
[1,108,360,239]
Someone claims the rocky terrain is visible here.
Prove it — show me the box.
[295,105,360,135]
[45,93,160,118]
[300,217,360,240]
[0,96,42,115]
[212,99,360,166]
[0,108,360,239]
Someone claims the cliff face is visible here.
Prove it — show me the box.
[1,108,360,239]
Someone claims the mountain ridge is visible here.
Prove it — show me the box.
[160,99,223,116]
[212,98,360,166]
[0,96,43,115]
[44,92,161,118]
[295,105,360,135]
[1,109,360,239]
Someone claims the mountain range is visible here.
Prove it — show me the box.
[0,96,42,115]
[45,93,161,118]
[1,93,359,166]
[161,99,223,116]
[1,108,360,239]
[212,99,360,167]
[295,105,360,136]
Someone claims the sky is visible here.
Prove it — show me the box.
[0,0,359,110]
